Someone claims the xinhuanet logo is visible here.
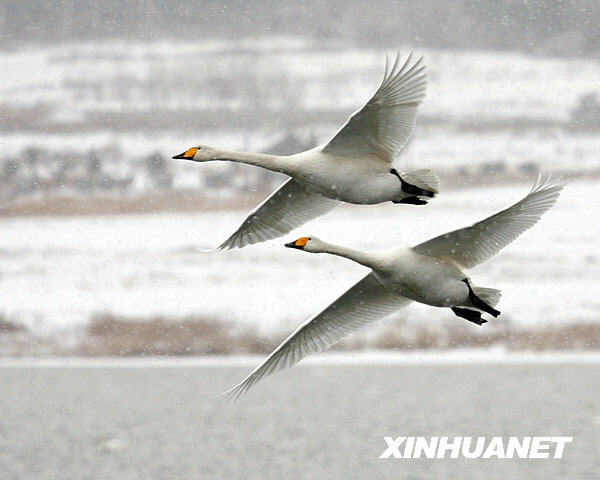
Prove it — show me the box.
[379,436,573,459]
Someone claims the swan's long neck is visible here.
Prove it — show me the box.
[213,149,293,175]
[317,242,379,269]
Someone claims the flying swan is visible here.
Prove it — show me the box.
[173,52,439,249]
[224,176,564,398]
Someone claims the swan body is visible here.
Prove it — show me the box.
[224,176,564,398]
[294,241,478,309]
[269,148,408,204]
[173,53,439,249]
[371,246,472,307]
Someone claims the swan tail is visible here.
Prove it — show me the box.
[471,286,502,308]
[402,169,440,195]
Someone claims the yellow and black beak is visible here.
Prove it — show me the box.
[172,147,198,160]
[285,237,310,250]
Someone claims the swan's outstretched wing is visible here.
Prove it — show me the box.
[322,52,427,163]
[413,176,564,269]
[218,178,340,249]
[223,273,411,399]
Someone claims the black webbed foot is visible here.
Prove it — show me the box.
[451,307,487,326]
[461,279,501,318]
[393,196,428,205]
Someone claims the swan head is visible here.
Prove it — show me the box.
[284,236,325,253]
[172,145,219,162]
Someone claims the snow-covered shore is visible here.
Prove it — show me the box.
[0,180,597,336]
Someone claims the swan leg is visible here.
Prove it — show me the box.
[389,169,436,198]
[461,279,501,318]
[393,196,428,205]
[451,307,487,326]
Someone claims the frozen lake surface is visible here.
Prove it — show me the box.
[0,358,598,479]
[0,180,598,335]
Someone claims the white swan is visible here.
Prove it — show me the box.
[173,52,439,249]
[224,176,564,398]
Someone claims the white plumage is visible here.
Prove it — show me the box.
[217,178,341,250]
[323,52,426,161]
[224,273,411,399]
[413,175,564,268]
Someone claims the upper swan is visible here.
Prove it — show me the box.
[173,52,438,249]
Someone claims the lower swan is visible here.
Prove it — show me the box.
[224,176,564,399]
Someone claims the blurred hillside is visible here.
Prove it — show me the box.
[1,1,599,210]
[1,0,599,57]
[0,40,599,210]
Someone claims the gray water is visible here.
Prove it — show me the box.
[0,363,598,479]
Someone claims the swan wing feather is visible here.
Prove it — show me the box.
[218,178,340,249]
[413,175,564,268]
[222,273,411,399]
[322,52,427,163]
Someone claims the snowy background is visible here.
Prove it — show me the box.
[1,1,599,354]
